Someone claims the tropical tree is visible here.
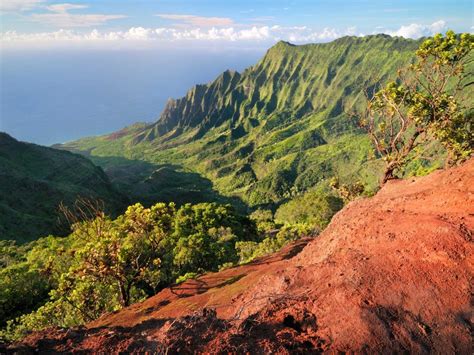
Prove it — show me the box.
[357,31,473,184]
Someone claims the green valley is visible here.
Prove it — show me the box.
[59,35,444,215]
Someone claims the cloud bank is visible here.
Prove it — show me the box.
[0,21,455,48]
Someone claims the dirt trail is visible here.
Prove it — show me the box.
[9,159,474,353]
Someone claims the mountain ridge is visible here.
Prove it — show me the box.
[58,35,440,212]
[137,35,421,143]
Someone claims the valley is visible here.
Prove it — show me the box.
[58,35,443,213]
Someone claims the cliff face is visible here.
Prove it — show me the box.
[137,69,242,142]
[12,159,474,353]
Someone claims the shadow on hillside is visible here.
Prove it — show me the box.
[87,155,249,212]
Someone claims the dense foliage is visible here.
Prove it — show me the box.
[275,186,344,225]
[0,195,341,341]
[0,202,261,340]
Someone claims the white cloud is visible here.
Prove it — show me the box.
[31,13,126,27]
[156,14,234,27]
[0,26,362,43]
[21,3,127,28]
[1,25,366,46]
[0,0,44,12]
[386,20,447,39]
[0,21,446,46]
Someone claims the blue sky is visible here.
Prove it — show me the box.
[1,0,472,48]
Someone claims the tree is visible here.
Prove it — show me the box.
[356,31,473,185]
[71,204,169,309]
[34,203,169,326]
[172,203,256,273]
[411,31,473,162]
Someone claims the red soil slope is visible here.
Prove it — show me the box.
[10,159,474,353]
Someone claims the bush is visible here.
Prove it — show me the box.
[329,177,366,203]
[249,209,278,234]
[176,272,199,284]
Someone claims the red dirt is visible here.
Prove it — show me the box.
[8,159,474,353]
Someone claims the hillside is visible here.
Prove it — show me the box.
[59,35,444,211]
[10,158,473,353]
[0,133,126,243]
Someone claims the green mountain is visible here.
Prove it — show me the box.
[59,35,439,212]
[0,133,126,243]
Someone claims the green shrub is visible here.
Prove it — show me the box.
[236,223,312,264]
[176,272,199,284]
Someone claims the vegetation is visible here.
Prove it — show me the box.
[0,133,126,243]
[0,201,261,340]
[1,189,342,341]
[275,185,344,225]
[329,177,366,203]
[1,32,472,343]
[235,188,344,264]
[236,223,313,264]
[357,31,473,184]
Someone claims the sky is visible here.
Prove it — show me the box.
[1,0,473,49]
